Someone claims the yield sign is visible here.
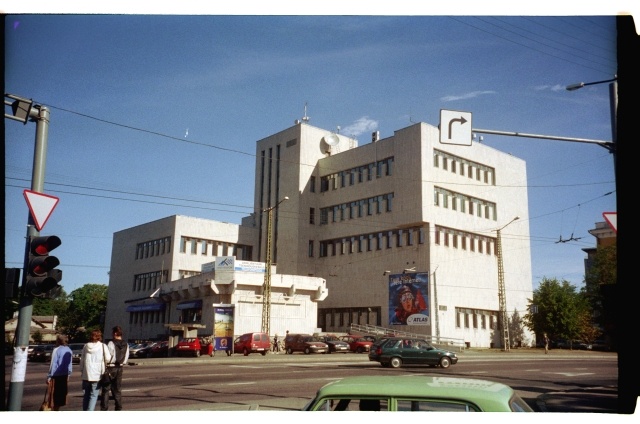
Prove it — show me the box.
[603,212,617,233]
[23,190,59,231]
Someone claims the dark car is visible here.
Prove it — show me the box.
[28,344,54,362]
[148,341,169,357]
[368,337,458,369]
[318,335,350,354]
[135,342,157,358]
[285,334,328,354]
[69,343,84,364]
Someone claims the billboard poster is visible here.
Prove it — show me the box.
[388,272,430,326]
[213,305,234,352]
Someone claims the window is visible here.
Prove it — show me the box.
[308,240,314,257]
[310,207,315,224]
[201,240,208,255]
[310,176,316,192]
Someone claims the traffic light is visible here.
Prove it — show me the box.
[25,235,62,297]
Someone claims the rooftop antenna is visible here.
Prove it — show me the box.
[302,102,309,122]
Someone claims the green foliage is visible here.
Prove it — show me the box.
[56,284,108,342]
[32,330,43,344]
[583,244,616,332]
[523,277,593,343]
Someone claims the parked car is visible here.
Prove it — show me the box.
[285,334,328,354]
[318,335,350,354]
[368,337,458,369]
[302,375,533,412]
[69,343,84,364]
[148,341,169,357]
[174,337,202,357]
[233,332,270,356]
[591,339,611,351]
[28,344,54,362]
[135,342,157,358]
[129,342,152,357]
[340,335,373,353]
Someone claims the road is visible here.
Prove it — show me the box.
[5,348,621,413]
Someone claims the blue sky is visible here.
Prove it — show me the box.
[5,10,620,295]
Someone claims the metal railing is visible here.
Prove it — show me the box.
[349,323,466,352]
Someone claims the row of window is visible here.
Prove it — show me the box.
[132,270,167,292]
[434,187,497,221]
[319,157,394,192]
[433,149,495,185]
[314,227,425,257]
[179,236,253,260]
[317,193,394,225]
[136,237,172,260]
[129,310,166,325]
[434,225,495,255]
[455,308,498,329]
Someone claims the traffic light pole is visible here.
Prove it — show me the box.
[7,102,50,411]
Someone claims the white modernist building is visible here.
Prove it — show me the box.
[104,119,534,348]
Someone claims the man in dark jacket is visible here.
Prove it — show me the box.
[100,325,130,411]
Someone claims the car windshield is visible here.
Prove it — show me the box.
[304,337,319,342]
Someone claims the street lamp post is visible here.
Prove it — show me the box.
[261,196,288,338]
[494,216,519,351]
[566,76,617,173]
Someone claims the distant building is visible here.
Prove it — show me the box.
[105,120,534,348]
[5,315,57,344]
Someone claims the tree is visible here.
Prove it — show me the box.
[56,284,108,342]
[523,277,591,344]
[583,244,616,335]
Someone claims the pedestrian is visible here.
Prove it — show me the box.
[544,333,550,354]
[47,334,73,411]
[80,329,111,411]
[101,325,130,411]
[272,334,280,353]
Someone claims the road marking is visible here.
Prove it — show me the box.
[225,382,256,386]
[546,372,594,377]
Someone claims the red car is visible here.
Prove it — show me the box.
[148,341,169,357]
[174,337,202,357]
[340,335,373,353]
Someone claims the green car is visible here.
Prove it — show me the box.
[368,337,458,368]
[303,375,534,412]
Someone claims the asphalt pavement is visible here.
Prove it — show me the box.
[127,347,633,414]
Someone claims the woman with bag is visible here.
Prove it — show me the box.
[79,329,112,411]
[46,334,73,410]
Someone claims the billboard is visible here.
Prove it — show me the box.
[213,304,234,352]
[388,272,430,326]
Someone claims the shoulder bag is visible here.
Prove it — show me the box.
[99,343,112,386]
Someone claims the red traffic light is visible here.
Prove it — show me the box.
[30,235,61,256]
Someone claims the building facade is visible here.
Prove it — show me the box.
[105,120,534,348]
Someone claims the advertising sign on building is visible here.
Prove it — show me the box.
[213,304,234,353]
[214,256,266,273]
[388,272,430,326]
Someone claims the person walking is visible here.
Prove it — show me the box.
[80,329,111,411]
[47,334,73,411]
[272,334,280,353]
[100,325,130,411]
[544,333,550,354]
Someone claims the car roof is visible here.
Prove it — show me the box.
[313,376,522,410]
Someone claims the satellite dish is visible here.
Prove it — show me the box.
[323,134,339,146]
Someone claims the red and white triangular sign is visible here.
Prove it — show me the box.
[603,212,617,233]
[23,190,60,231]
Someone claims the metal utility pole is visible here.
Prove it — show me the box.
[566,76,617,173]
[431,266,440,344]
[4,94,50,410]
[261,196,288,338]
[494,216,519,352]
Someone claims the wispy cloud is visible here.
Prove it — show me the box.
[441,90,496,102]
[534,84,566,92]
[340,116,378,138]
